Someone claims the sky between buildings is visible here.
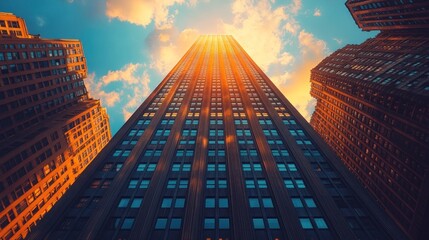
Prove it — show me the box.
[0,0,377,135]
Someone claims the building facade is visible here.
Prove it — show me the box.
[30,35,404,240]
[345,0,429,31]
[0,13,111,239]
[311,2,429,239]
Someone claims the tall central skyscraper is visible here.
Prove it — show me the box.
[30,35,404,240]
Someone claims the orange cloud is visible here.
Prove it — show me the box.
[105,0,194,29]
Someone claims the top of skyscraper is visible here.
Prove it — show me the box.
[345,0,429,31]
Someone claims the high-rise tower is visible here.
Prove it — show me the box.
[345,0,429,31]
[30,35,404,240]
[311,2,429,239]
[0,13,111,239]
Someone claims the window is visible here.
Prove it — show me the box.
[296,179,305,188]
[249,198,260,208]
[140,179,150,188]
[161,198,172,208]
[262,198,273,208]
[300,218,313,229]
[167,180,176,189]
[155,218,167,229]
[131,198,142,208]
[304,198,316,208]
[219,218,230,229]
[253,218,265,229]
[175,198,185,208]
[121,218,134,230]
[205,198,215,208]
[219,198,228,208]
[179,180,188,188]
[170,218,182,229]
[128,180,138,189]
[204,218,215,229]
[118,198,129,208]
[314,218,328,229]
[267,218,280,229]
[292,198,303,208]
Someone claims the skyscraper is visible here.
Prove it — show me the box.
[29,35,404,240]
[311,2,429,239]
[345,0,429,31]
[0,13,111,239]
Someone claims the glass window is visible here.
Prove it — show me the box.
[161,198,172,208]
[284,179,293,188]
[204,218,215,229]
[304,198,316,208]
[167,180,176,189]
[296,179,306,188]
[300,218,313,229]
[262,198,273,208]
[267,218,280,229]
[292,198,303,208]
[253,218,265,229]
[131,198,142,208]
[121,218,134,230]
[129,180,138,189]
[288,163,297,171]
[219,179,227,188]
[219,198,228,208]
[245,180,255,188]
[170,218,182,229]
[137,164,146,171]
[314,218,328,229]
[155,218,167,229]
[249,198,260,208]
[257,179,267,188]
[179,180,188,189]
[205,198,215,208]
[206,180,215,189]
[118,198,129,208]
[175,198,185,208]
[140,180,150,188]
[219,218,230,229]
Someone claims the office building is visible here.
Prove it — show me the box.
[345,0,429,31]
[0,13,111,239]
[311,2,429,239]
[30,35,404,240]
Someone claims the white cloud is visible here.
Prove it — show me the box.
[85,64,151,120]
[35,16,45,27]
[333,37,343,44]
[105,0,197,29]
[313,8,321,17]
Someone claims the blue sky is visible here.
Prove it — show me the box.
[1,0,376,135]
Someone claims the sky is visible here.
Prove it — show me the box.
[1,0,377,135]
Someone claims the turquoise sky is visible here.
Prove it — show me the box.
[1,0,376,135]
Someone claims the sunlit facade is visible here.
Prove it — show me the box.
[30,35,403,240]
[0,13,111,239]
[311,3,429,239]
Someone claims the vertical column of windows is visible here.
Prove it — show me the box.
[203,45,231,238]
[226,42,338,239]
[149,39,211,239]
[219,41,287,240]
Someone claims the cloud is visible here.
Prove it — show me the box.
[313,8,321,17]
[85,64,151,120]
[333,37,343,44]
[35,16,45,27]
[147,28,200,74]
[276,30,328,120]
[105,0,197,29]
[221,0,289,72]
